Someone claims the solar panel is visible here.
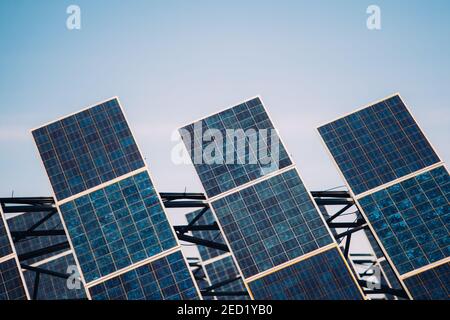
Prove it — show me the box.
[89,250,199,300]
[358,166,449,275]
[32,98,145,201]
[318,94,449,300]
[7,211,68,264]
[59,171,178,283]
[179,97,292,198]
[403,262,449,300]
[180,97,363,300]
[211,168,333,278]
[247,247,362,300]
[0,258,28,300]
[318,94,441,196]
[186,209,227,261]
[204,255,250,300]
[23,254,87,300]
[32,98,200,300]
[0,215,13,258]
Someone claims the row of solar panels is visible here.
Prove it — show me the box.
[1,93,448,300]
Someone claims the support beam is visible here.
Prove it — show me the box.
[2,205,55,214]
[177,233,229,252]
[17,242,70,261]
[11,230,66,239]
[174,224,219,232]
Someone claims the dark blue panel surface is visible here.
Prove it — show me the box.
[7,211,67,264]
[186,209,226,261]
[32,98,145,201]
[89,250,199,300]
[319,95,440,195]
[180,97,292,198]
[248,248,362,300]
[0,258,27,300]
[59,171,178,283]
[204,255,250,300]
[23,254,87,300]
[0,216,13,258]
[358,166,450,275]
[211,169,333,278]
[404,262,449,300]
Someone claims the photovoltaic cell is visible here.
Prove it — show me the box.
[32,98,145,201]
[247,248,362,300]
[204,255,250,300]
[89,250,199,300]
[358,166,450,275]
[211,169,333,278]
[7,211,68,264]
[59,171,178,283]
[318,95,440,195]
[0,216,13,258]
[186,209,226,261]
[23,254,87,300]
[0,258,28,300]
[179,97,292,198]
[403,262,449,300]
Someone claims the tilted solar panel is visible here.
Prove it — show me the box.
[179,97,292,198]
[32,98,145,201]
[0,258,28,300]
[0,215,13,258]
[318,94,440,196]
[211,168,333,278]
[247,247,362,300]
[89,250,199,300]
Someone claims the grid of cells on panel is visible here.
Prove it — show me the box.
[0,258,27,300]
[364,229,384,259]
[358,166,450,275]
[23,254,87,300]
[248,248,362,300]
[0,216,13,258]
[318,95,441,195]
[211,169,333,278]
[404,262,449,300]
[59,171,178,283]
[191,265,214,300]
[186,209,227,261]
[32,98,145,201]
[380,260,403,290]
[89,250,199,300]
[179,97,292,198]
[204,255,250,300]
[7,212,68,265]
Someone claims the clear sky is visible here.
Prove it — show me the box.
[0,1,449,217]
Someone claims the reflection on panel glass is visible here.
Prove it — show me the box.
[319,95,440,195]
[23,254,87,300]
[7,211,67,265]
[404,262,449,300]
[248,248,362,300]
[32,98,145,201]
[0,258,27,300]
[59,171,177,283]
[211,169,332,278]
[358,166,449,275]
[0,217,12,258]
[186,209,226,261]
[89,250,199,300]
[204,255,250,300]
[180,97,292,198]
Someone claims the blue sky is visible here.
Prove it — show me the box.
[1,0,449,201]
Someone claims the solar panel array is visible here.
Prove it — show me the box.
[23,254,87,300]
[318,94,449,300]
[403,261,449,300]
[32,98,200,300]
[180,97,363,300]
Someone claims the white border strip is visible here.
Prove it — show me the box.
[401,256,450,280]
